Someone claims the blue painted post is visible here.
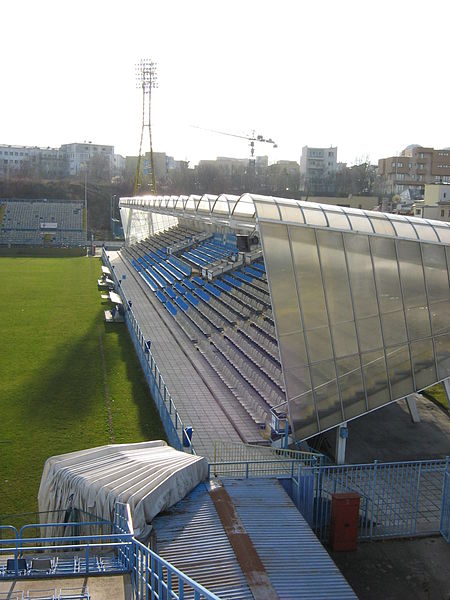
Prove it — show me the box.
[369,460,378,541]
[158,561,163,599]
[86,544,90,575]
[298,465,315,527]
[284,418,289,449]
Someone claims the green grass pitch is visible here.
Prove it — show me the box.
[0,256,166,520]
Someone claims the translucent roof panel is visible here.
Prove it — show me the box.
[119,194,450,246]
[407,219,439,242]
[386,215,418,239]
[367,214,396,236]
[301,206,328,227]
[323,207,351,230]
[185,195,199,212]
[254,199,281,220]
[347,213,374,233]
[278,199,305,224]
[232,194,256,217]
[198,194,218,212]
[212,194,239,215]
[433,224,450,243]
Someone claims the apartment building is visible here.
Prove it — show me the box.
[413,183,450,222]
[378,144,450,194]
[299,146,338,192]
[0,141,125,179]
[0,144,66,178]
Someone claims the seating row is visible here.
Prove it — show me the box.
[124,233,286,429]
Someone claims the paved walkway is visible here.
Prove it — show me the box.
[106,251,264,460]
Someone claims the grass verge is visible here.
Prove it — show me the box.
[423,383,449,411]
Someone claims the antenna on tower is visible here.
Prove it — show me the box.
[134,58,158,195]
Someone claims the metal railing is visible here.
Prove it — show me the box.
[0,534,132,579]
[0,501,221,598]
[208,459,310,479]
[18,521,113,540]
[131,539,221,600]
[102,249,194,454]
[213,440,326,467]
[296,458,448,542]
[440,459,450,543]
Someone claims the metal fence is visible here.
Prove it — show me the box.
[440,461,450,543]
[131,539,221,600]
[296,458,448,542]
[0,503,221,598]
[102,249,194,454]
[213,440,326,467]
[208,459,309,480]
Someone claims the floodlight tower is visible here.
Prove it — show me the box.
[134,58,158,195]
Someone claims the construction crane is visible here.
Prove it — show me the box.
[192,126,277,164]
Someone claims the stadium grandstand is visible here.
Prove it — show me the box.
[2,193,449,599]
[0,199,86,247]
[106,193,450,459]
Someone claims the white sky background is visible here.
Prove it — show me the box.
[1,0,448,166]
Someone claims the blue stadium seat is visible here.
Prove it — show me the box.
[156,290,167,304]
[165,301,177,316]
[185,291,199,306]
[205,283,221,297]
[234,271,254,284]
[174,283,187,295]
[195,288,210,303]
[175,297,189,312]
[192,276,205,287]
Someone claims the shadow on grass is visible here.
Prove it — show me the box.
[102,321,167,443]
[15,318,108,431]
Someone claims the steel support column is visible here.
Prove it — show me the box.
[335,422,348,465]
[406,394,421,423]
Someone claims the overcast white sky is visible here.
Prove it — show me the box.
[1,0,448,166]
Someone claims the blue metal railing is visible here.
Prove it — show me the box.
[102,249,195,454]
[440,458,450,543]
[18,521,113,540]
[0,534,132,579]
[208,459,317,480]
[296,458,448,542]
[0,504,222,598]
[130,539,221,600]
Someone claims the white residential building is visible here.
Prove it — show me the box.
[300,146,338,192]
[0,141,125,179]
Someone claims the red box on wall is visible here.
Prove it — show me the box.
[330,492,361,551]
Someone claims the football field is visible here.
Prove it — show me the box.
[0,256,165,518]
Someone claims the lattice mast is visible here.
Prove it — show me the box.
[134,59,158,195]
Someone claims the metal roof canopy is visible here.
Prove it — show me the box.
[119,193,450,244]
[119,194,450,442]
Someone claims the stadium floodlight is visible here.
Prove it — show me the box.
[135,59,158,90]
[134,59,158,196]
